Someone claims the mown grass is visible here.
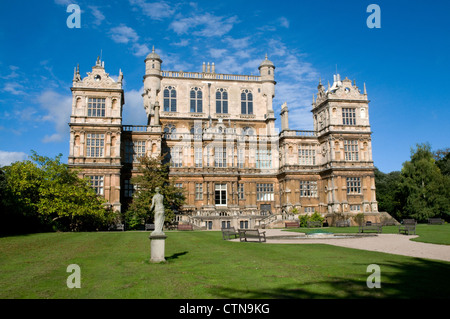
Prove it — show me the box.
[1,230,450,299]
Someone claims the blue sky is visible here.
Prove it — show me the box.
[0,0,449,173]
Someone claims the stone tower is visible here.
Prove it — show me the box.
[312,74,377,215]
[143,46,163,125]
[68,57,124,212]
[258,54,276,134]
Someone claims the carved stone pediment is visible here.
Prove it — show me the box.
[72,59,122,90]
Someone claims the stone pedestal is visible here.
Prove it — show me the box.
[149,233,167,263]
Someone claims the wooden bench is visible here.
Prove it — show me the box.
[335,220,350,227]
[177,224,193,231]
[307,221,322,228]
[428,218,445,225]
[238,229,266,243]
[285,221,300,228]
[221,227,239,240]
[116,224,124,231]
[145,223,155,231]
[358,222,382,233]
[399,219,416,235]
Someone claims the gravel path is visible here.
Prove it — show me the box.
[234,229,450,262]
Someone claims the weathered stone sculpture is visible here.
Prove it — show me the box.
[150,187,165,236]
[149,187,166,263]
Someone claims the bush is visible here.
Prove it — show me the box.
[298,211,324,227]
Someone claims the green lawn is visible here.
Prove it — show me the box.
[288,223,450,245]
[1,229,450,299]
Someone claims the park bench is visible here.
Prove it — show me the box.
[335,220,351,227]
[428,218,445,225]
[358,222,382,233]
[177,224,193,231]
[238,229,266,243]
[116,224,125,231]
[285,221,300,228]
[145,223,155,231]
[399,219,416,235]
[221,227,239,240]
[307,221,322,228]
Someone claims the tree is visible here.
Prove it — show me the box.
[125,155,186,229]
[1,151,116,234]
[399,143,450,222]
[374,168,403,220]
[434,148,450,176]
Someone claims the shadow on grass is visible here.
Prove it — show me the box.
[209,258,450,299]
[166,251,189,261]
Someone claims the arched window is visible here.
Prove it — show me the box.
[190,87,203,113]
[216,88,228,114]
[163,124,176,139]
[241,89,253,114]
[242,126,255,136]
[163,86,177,112]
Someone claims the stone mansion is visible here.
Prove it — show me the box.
[68,49,379,230]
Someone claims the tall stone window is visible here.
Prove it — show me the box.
[298,145,316,165]
[342,108,356,125]
[88,175,104,195]
[238,183,245,200]
[124,179,135,198]
[87,98,105,117]
[256,149,272,169]
[86,133,104,157]
[163,124,176,139]
[125,140,146,163]
[215,183,227,206]
[241,89,253,114]
[344,140,359,161]
[194,147,202,168]
[214,147,226,168]
[170,146,182,168]
[163,86,177,112]
[195,183,203,200]
[300,180,318,198]
[256,183,274,201]
[216,88,228,114]
[190,87,203,113]
[346,177,361,194]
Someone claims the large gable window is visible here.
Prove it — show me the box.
[241,89,253,115]
[216,88,228,114]
[190,87,203,113]
[163,86,177,112]
[87,98,105,117]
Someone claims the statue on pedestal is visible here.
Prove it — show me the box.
[150,187,165,236]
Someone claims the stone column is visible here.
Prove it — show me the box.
[149,233,167,263]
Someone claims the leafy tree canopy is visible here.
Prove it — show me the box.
[125,155,186,229]
[1,151,116,234]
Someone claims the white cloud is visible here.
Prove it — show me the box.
[2,82,25,95]
[279,17,290,28]
[132,43,151,57]
[209,48,227,59]
[170,13,239,37]
[122,87,147,125]
[38,90,72,143]
[130,0,176,20]
[110,24,139,44]
[54,0,74,6]
[109,24,150,57]
[89,6,105,26]
[0,151,27,167]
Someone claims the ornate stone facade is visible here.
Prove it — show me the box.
[68,50,379,230]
